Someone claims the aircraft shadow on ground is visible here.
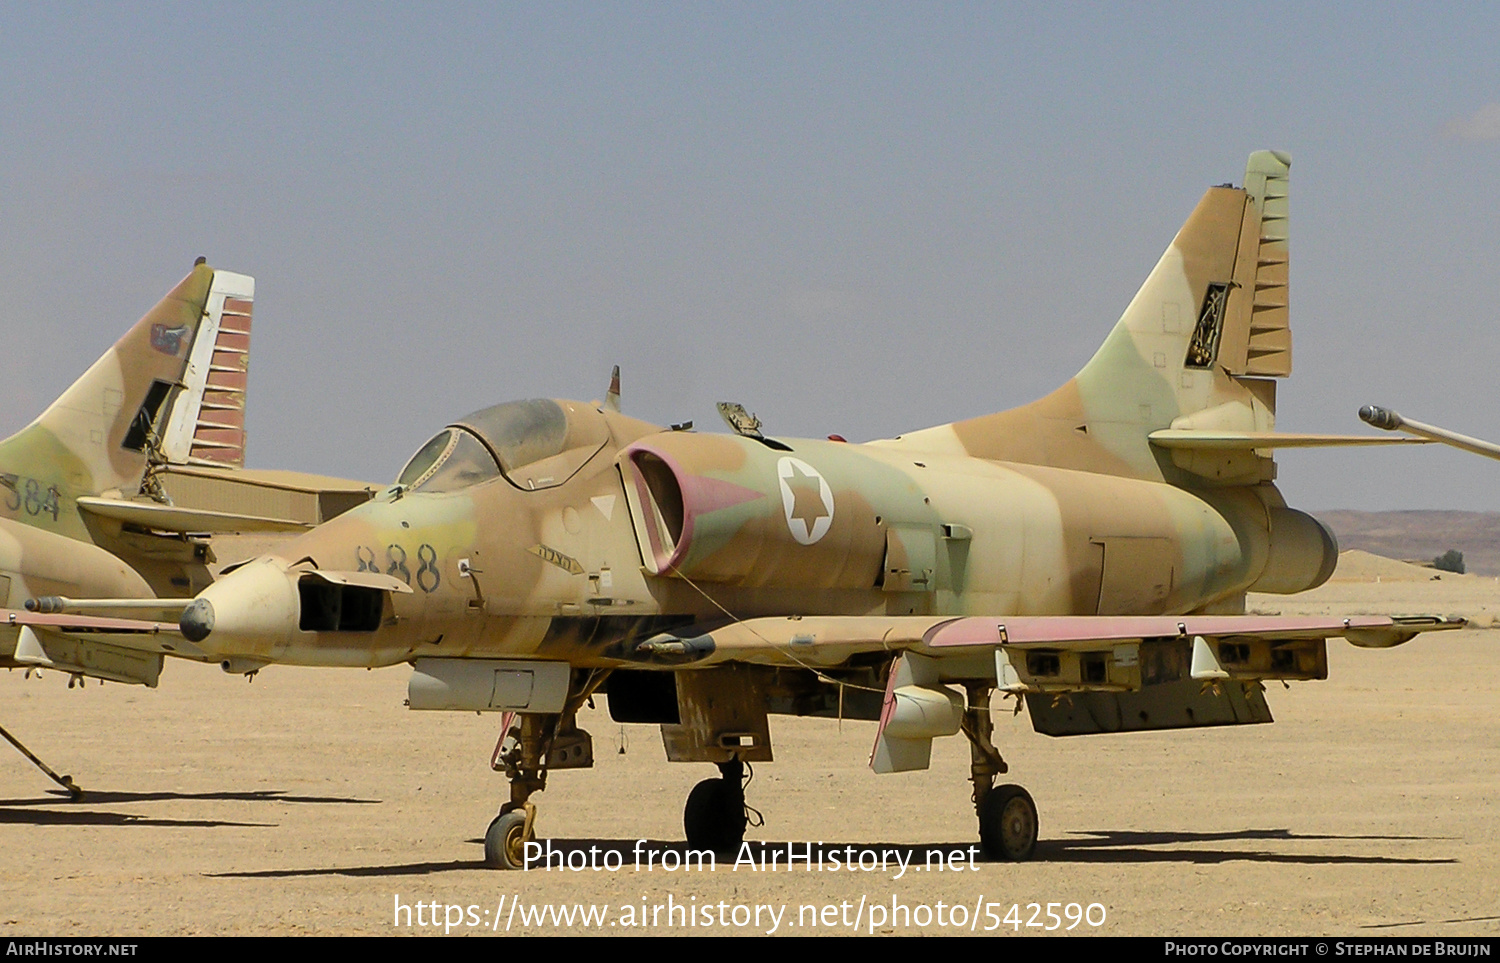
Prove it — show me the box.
[210,861,480,879]
[1042,828,1456,866]
[542,835,1458,869]
[0,787,378,828]
[206,841,984,879]
[202,829,1457,879]
[1363,914,1500,930]
[0,808,273,828]
[0,788,379,806]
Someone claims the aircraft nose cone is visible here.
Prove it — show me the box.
[181,557,302,660]
[180,598,215,642]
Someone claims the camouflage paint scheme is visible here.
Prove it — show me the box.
[168,152,1456,864]
[2,266,372,690]
[0,266,254,680]
[181,152,1339,664]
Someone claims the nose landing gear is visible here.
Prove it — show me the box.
[485,806,534,870]
[483,670,604,869]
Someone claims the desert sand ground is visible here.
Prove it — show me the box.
[2,551,1498,937]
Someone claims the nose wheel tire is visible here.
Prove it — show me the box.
[979,784,1038,862]
[683,777,747,854]
[485,810,531,870]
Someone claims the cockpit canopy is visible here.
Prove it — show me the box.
[395,399,610,493]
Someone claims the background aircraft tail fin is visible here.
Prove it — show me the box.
[896,151,1293,486]
[1,263,254,507]
[154,269,254,470]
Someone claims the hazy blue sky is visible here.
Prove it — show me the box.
[3,3,1497,510]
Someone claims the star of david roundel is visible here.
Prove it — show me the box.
[776,456,834,545]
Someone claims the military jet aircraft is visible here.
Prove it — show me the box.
[58,152,1457,865]
[2,262,373,792]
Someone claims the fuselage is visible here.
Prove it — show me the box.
[181,399,1334,669]
[0,437,155,664]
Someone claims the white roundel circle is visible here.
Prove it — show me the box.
[776,456,834,545]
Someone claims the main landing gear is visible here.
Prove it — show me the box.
[481,673,1038,865]
[963,683,1038,861]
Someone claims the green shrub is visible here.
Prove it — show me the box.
[1433,549,1465,575]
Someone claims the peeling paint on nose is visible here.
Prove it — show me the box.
[179,598,215,642]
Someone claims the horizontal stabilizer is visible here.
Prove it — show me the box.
[77,496,312,534]
[1149,430,1433,450]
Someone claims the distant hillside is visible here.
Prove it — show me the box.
[1313,510,1500,576]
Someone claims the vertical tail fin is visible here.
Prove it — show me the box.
[0,263,254,530]
[1221,151,1291,377]
[155,269,253,469]
[898,151,1292,485]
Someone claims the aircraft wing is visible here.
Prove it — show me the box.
[76,496,312,534]
[629,611,1463,774]
[2,607,198,687]
[919,613,1460,650]
[629,611,1463,667]
[3,607,194,655]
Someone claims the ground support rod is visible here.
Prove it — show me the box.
[0,723,82,799]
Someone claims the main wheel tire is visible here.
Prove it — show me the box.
[485,810,530,870]
[979,784,1038,861]
[683,777,747,854]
